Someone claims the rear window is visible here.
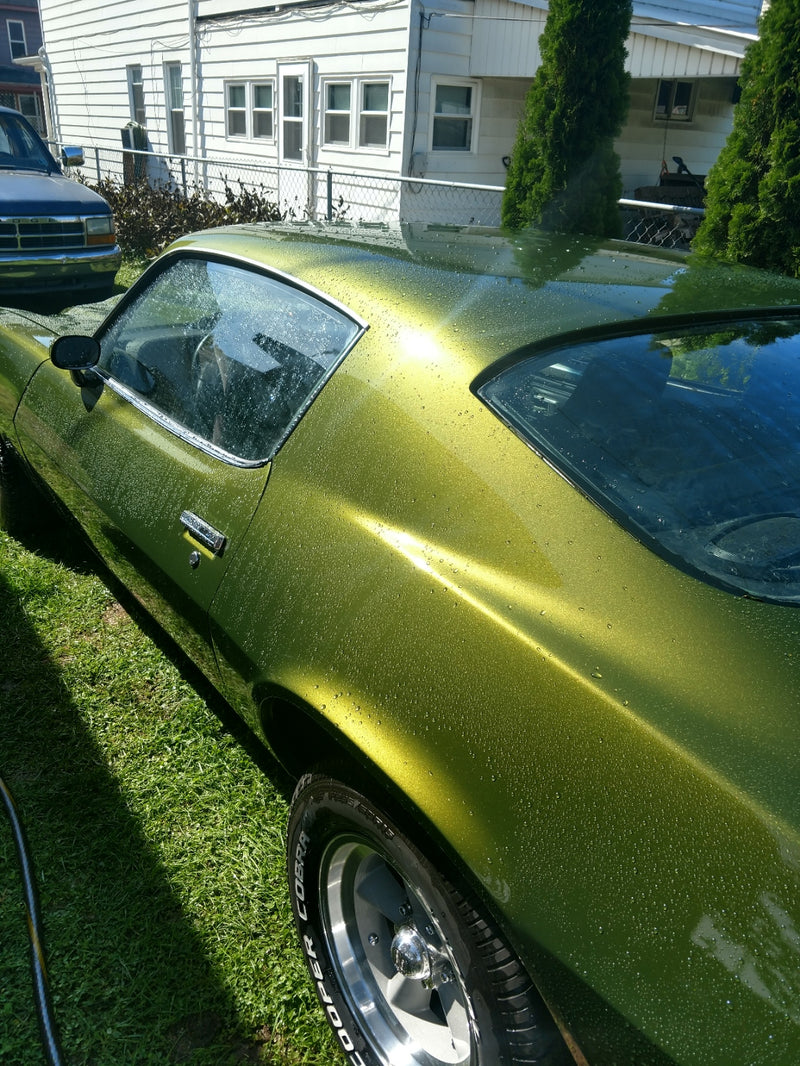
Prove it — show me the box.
[477,314,800,604]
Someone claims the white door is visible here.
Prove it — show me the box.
[278,61,313,218]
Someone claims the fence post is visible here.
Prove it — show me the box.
[93,146,101,183]
[326,170,333,221]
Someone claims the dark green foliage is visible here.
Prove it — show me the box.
[87,177,283,258]
[693,0,800,276]
[502,0,632,236]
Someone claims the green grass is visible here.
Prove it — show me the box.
[0,526,337,1065]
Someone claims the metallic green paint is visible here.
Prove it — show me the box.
[3,224,800,1065]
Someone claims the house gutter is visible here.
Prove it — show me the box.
[194,0,377,23]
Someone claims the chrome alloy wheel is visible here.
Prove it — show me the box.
[321,838,474,1065]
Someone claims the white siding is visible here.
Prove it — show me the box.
[469,0,746,79]
[615,76,737,195]
[633,0,761,32]
[506,0,761,33]
[37,0,750,223]
[471,0,544,77]
[39,0,190,152]
[196,3,412,179]
[38,0,413,182]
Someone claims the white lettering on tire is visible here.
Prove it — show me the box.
[295,847,367,1066]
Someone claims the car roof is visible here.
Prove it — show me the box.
[165,222,800,378]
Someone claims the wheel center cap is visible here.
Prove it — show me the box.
[390,924,432,980]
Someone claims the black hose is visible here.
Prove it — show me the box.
[0,773,65,1066]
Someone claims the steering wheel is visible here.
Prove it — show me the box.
[191,332,227,444]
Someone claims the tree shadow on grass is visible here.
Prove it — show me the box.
[0,542,302,1066]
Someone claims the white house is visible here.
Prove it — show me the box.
[31,0,762,222]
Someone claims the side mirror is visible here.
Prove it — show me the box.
[51,334,101,387]
[61,146,85,168]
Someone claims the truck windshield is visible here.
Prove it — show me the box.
[0,112,56,171]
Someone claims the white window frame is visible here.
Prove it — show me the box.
[358,80,390,150]
[430,78,479,153]
[225,80,276,142]
[654,79,697,123]
[252,82,275,140]
[278,61,310,165]
[127,64,146,126]
[7,20,26,60]
[322,80,352,147]
[164,62,186,155]
[320,76,391,153]
[226,82,248,138]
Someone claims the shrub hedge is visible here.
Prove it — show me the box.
[87,176,283,259]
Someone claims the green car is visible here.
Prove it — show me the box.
[2,223,800,1066]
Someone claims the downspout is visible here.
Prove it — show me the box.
[39,48,57,143]
[188,0,199,177]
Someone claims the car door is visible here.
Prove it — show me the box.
[14,250,364,675]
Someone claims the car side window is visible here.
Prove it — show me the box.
[97,255,362,462]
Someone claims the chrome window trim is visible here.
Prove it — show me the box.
[94,248,369,467]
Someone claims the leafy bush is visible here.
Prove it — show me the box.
[502,0,631,236]
[87,176,284,259]
[692,0,800,277]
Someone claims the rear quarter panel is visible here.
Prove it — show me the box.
[209,307,800,1064]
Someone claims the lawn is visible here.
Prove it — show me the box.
[0,520,337,1065]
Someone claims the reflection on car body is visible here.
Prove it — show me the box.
[2,222,800,1066]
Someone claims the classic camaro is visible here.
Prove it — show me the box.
[1,223,800,1066]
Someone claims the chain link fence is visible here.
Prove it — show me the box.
[620,197,705,250]
[69,142,703,249]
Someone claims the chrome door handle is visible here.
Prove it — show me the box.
[180,510,226,556]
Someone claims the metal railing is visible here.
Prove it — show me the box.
[69,142,704,249]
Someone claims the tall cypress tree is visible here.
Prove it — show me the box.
[693,0,800,277]
[501,0,632,236]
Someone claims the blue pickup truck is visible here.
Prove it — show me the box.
[0,105,121,300]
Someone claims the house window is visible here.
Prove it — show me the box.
[226,83,247,137]
[324,82,351,145]
[359,81,389,148]
[321,77,390,150]
[655,80,696,122]
[17,93,42,132]
[253,83,274,139]
[165,62,186,154]
[127,64,146,126]
[7,20,26,60]
[432,81,477,151]
[225,82,275,141]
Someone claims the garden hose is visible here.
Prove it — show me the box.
[0,773,65,1066]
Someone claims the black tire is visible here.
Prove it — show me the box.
[287,774,571,1066]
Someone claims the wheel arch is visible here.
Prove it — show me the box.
[255,682,676,1066]
[256,681,494,905]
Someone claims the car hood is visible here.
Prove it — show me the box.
[0,170,112,215]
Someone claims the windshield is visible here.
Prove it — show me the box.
[478,314,800,604]
[0,112,55,171]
